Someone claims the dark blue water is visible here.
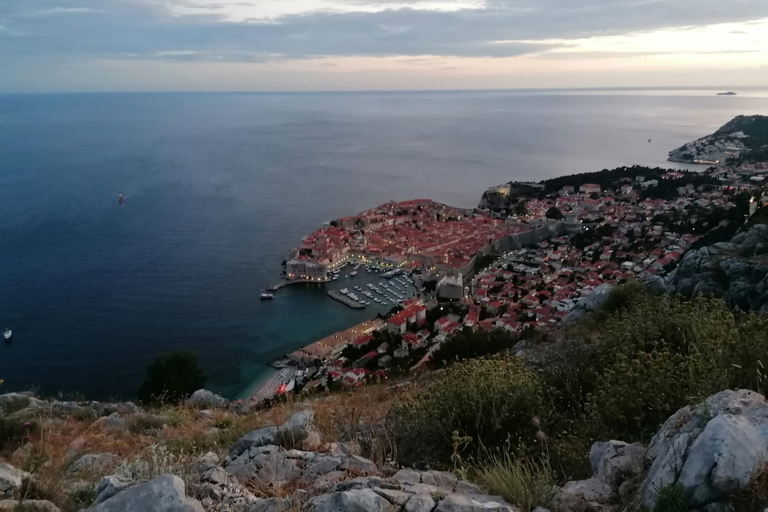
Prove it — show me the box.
[1,90,766,399]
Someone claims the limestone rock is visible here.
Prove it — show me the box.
[0,499,61,511]
[229,427,280,458]
[404,494,436,512]
[640,389,768,510]
[187,389,229,409]
[67,453,120,476]
[393,468,421,486]
[86,474,204,512]
[305,489,397,512]
[229,410,314,457]
[434,493,519,512]
[247,497,294,512]
[306,456,342,476]
[588,440,645,488]
[666,224,768,314]
[374,487,412,506]
[340,455,379,475]
[0,464,26,498]
[562,478,613,503]
[94,475,137,505]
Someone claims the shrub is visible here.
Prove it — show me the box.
[725,314,768,394]
[0,418,34,453]
[653,484,687,512]
[584,294,742,442]
[477,454,555,511]
[429,329,519,368]
[585,350,689,441]
[137,351,207,405]
[388,354,543,468]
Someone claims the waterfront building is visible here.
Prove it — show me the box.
[286,259,329,281]
[579,183,602,194]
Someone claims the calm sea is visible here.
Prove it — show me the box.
[1,88,766,399]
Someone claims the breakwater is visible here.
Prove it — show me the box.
[327,290,365,309]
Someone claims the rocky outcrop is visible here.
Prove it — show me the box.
[558,440,644,507]
[666,224,768,314]
[87,475,204,512]
[306,473,519,512]
[639,389,768,510]
[187,390,229,409]
[0,464,26,498]
[0,392,139,421]
[228,409,315,457]
[563,283,613,324]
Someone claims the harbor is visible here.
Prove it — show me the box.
[327,290,365,309]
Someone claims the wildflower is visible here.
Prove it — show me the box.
[531,416,540,428]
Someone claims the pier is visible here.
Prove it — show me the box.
[327,290,366,309]
[267,278,328,292]
[252,367,298,401]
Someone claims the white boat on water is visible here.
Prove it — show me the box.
[260,293,274,300]
[3,329,11,341]
[350,271,358,277]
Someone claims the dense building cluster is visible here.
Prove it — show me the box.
[285,199,527,281]
[257,165,768,402]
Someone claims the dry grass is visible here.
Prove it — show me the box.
[0,379,417,511]
[476,454,556,512]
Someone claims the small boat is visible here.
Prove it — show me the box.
[260,293,274,300]
[350,271,358,277]
[3,329,12,340]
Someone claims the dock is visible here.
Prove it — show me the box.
[267,278,328,292]
[252,367,298,401]
[327,290,365,309]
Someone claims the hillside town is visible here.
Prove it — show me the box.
[254,164,768,404]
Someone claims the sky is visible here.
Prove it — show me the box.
[1,0,768,92]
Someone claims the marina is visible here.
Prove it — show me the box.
[327,289,366,309]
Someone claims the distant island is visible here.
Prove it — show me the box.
[717,91,738,96]
[668,114,768,164]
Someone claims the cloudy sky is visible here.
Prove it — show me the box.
[2,0,768,92]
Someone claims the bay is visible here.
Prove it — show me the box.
[0,88,766,399]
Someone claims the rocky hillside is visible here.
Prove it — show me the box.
[666,223,768,314]
[3,388,768,512]
[668,114,768,163]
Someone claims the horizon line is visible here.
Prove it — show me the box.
[1,85,765,96]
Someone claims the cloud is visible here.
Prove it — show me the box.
[1,0,768,73]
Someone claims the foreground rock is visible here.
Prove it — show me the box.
[306,473,520,512]
[228,409,315,457]
[187,389,229,409]
[0,499,61,511]
[0,463,26,498]
[640,389,768,510]
[87,475,204,512]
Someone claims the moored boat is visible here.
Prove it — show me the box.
[260,293,274,300]
[3,329,12,341]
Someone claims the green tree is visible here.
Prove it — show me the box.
[545,206,564,220]
[137,351,207,405]
[514,202,529,217]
